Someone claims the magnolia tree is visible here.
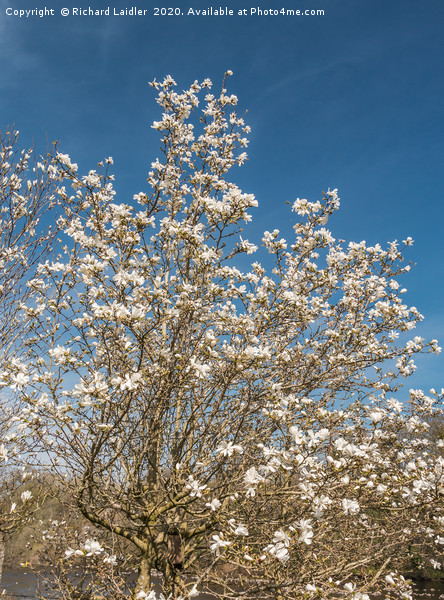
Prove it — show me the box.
[3,74,443,599]
[0,130,59,579]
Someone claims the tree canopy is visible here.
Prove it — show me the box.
[1,74,443,600]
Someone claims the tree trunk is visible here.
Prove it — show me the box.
[163,561,184,599]
[133,552,153,599]
[0,532,5,582]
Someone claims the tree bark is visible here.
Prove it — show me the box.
[0,532,5,583]
[133,552,153,599]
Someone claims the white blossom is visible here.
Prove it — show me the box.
[205,498,221,511]
[210,534,231,556]
[342,499,360,515]
[20,490,32,502]
[83,539,104,555]
[216,441,243,456]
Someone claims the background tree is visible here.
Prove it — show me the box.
[5,75,443,599]
[425,412,444,458]
[0,129,59,580]
[0,129,59,362]
[0,412,40,582]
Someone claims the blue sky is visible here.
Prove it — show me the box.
[1,0,443,391]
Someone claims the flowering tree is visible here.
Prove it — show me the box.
[0,129,59,363]
[0,130,60,580]
[4,74,443,599]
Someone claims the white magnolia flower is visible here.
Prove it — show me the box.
[342,499,360,515]
[103,554,117,565]
[49,345,70,364]
[289,425,305,445]
[189,357,211,379]
[21,490,32,502]
[268,543,289,563]
[0,443,7,462]
[205,498,221,511]
[296,519,314,545]
[120,371,143,391]
[239,236,258,255]
[313,494,332,516]
[57,152,78,171]
[234,524,249,536]
[369,410,384,424]
[401,487,417,503]
[10,372,30,391]
[244,467,265,496]
[64,547,83,559]
[210,534,231,556]
[216,440,243,456]
[273,529,290,547]
[313,428,330,441]
[264,529,291,563]
[334,437,348,451]
[386,398,403,413]
[299,528,314,545]
[83,539,104,555]
[186,475,207,498]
